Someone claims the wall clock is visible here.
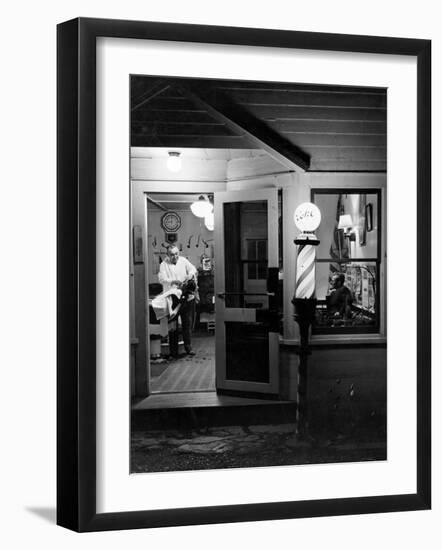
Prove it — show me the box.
[161,211,181,232]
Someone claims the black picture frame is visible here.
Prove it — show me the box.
[57,17,431,532]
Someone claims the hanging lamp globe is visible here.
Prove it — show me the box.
[190,195,213,218]
[204,212,214,231]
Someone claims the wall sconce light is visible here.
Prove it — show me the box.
[190,195,213,218]
[338,214,356,241]
[166,151,182,173]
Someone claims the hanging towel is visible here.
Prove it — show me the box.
[151,288,182,320]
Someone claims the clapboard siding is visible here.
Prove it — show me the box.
[145,97,198,111]
[216,82,386,94]
[249,106,387,121]
[132,122,236,136]
[132,133,386,148]
[229,90,387,109]
[285,134,386,147]
[305,147,386,161]
[131,135,255,149]
[309,160,387,172]
[133,120,387,136]
[136,106,387,123]
[133,110,213,123]
[270,119,386,134]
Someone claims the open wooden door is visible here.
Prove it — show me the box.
[214,188,280,397]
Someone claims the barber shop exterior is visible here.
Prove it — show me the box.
[130,77,386,415]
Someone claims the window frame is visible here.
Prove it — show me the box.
[311,188,383,335]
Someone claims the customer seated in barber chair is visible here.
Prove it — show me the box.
[327,273,353,322]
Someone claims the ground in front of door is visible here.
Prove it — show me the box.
[131,423,386,473]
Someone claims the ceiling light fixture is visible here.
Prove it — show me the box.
[166,151,182,173]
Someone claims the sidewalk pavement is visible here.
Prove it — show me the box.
[131,422,386,473]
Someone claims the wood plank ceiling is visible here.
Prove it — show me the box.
[131,76,386,172]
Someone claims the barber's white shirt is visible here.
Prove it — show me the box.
[158,256,197,292]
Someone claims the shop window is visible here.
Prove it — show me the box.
[311,190,382,334]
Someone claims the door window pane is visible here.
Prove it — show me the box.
[246,238,267,280]
[225,322,269,382]
[223,201,267,308]
[223,200,271,383]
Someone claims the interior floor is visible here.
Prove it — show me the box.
[150,331,215,393]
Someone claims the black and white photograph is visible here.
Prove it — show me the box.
[0,0,437,541]
[129,76,387,473]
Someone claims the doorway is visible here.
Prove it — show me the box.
[146,192,216,394]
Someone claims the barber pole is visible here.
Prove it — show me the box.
[292,203,321,440]
[295,239,317,299]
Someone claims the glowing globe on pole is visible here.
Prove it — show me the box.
[293,202,321,233]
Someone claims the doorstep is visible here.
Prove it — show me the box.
[131,391,297,430]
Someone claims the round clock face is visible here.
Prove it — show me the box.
[161,211,181,232]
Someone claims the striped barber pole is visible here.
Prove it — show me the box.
[295,237,319,299]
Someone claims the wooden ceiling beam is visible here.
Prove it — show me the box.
[177,84,310,172]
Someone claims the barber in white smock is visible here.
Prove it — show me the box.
[158,245,197,357]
